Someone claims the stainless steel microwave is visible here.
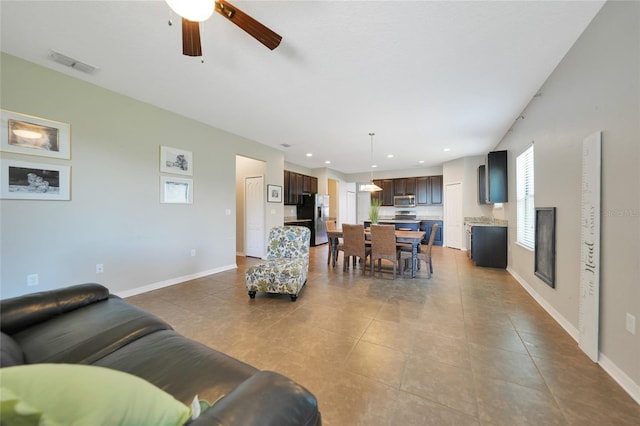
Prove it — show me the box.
[394,195,416,208]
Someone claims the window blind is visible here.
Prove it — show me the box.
[516,145,535,249]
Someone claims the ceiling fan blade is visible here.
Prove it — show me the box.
[215,0,282,50]
[182,18,202,57]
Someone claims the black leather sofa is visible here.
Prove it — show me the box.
[0,283,321,425]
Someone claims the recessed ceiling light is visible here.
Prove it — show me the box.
[306,153,313,157]
[371,164,378,168]
[443,148,451,152]
[325,160,331,164]
[387,154,394,158]
[418,160,425,164]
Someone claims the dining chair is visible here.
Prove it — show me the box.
[400,223,438,278]
[370,224,401,279]
[341,224,371,274]
[325,220,343,265]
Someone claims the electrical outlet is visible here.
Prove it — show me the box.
[190,249,196,257]
[626,313,636,335]
[96,264,104,274]
[225,209,231,216]
[27,274,39,287]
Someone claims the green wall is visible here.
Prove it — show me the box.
[1,53,284,298]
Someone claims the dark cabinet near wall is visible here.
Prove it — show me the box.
[487,150,508,203]
[478,165,488,204]
[284,171,318,205]
[471,225,507,268]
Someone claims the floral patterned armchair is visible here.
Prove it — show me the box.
[245,226,311,302]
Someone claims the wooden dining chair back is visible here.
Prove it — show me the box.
[325,220,342,265]
[401,223,438,278]
[341,224,371,273]
[370,224,400,279]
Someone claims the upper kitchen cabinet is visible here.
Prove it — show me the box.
[284,171,318,205]
[429,175,443,204]
[478,165,488,204]
[487,150,508,203]
[416,175,443,205]
[394,177,416,196]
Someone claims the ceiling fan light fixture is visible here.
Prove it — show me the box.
[166,0,214,22]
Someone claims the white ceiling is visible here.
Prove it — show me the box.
[1,0,605,174]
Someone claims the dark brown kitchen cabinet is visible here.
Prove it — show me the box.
[429,175,443,204]
[394,179,407,196]
[416,177,429,204]
[381,179,394,206]
[416,175,442,205]
[487,150,508,203]
[303,175,312,193]
[394,177,417,196]
[284,170,290,204]
[284,171,319,205]
[478,165,488,204]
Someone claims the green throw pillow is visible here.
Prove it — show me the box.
[0,364,191,426]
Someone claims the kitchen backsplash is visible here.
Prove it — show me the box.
[379,205,443,220]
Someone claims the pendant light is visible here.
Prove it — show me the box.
[360,132,382,192]
[166,0,215,22]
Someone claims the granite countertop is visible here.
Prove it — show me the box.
[467,222,508,228]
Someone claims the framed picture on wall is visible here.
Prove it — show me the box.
[535,207,556,288]
[1,110,71,159]
[160,146,193,176]
[267,184,282,203]
[160,176,193,204]
[1,158,71,200]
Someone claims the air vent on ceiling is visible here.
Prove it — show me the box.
[49,50,99,75]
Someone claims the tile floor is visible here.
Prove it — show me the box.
[127,246,640,425]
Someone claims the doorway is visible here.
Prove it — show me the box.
[445,182,463,249]
[245,176,265,258]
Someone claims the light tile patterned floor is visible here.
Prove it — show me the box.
[127,246,640,425]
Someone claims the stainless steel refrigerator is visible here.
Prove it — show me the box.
[297,194,329,246]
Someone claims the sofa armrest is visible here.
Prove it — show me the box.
[190,371,321,426]
[1,283,110,334]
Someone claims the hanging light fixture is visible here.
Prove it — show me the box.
[360,132,382,192]
[166,0,215,22]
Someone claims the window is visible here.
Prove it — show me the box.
[516,145,535,249]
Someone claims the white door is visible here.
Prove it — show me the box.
[346,191,356,224]
[445,182,463,249]
[245,176,265,258]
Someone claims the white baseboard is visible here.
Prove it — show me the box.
[114,263,237,298]
[507,267,640,406]
[599,353,640,405]
[507,267,578,339]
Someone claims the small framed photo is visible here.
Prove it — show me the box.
[160,146,192,176]
[267,184,282,203]
[161,176,193,204]
[1,158,71,200]
[1,110,71,159]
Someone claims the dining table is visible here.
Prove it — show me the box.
[326,228,426,278]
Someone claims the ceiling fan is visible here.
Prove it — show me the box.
[166,0,282,57]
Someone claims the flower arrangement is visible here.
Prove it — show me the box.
[369,198,380,224]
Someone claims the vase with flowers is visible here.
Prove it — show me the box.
[369,198,380,224]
